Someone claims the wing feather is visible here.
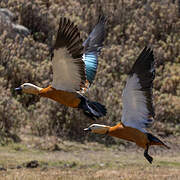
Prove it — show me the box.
[52,17,86,92]
[121,47,155,132]
[83,16,106,85]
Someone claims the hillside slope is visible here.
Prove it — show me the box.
[0,0,179,142]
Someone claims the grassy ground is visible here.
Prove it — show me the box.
[0,135,180,180]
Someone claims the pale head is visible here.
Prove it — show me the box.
[15,83,42,95]
[84,124,110,134]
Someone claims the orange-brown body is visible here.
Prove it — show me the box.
[39,86,81,108]
[108,123,164,149]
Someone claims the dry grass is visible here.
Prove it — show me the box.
[0,136,180,180]
[1,167,180,180]
[0,0,180,141]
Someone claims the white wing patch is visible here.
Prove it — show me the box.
[52,48,84,92]
[121,74,153,132]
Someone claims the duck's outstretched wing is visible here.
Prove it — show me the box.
[82,16,106,86]
[52,17,86,92]
[121,47,155,132]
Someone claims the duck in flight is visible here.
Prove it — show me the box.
[84,47,170,163]
[15,16,107,119]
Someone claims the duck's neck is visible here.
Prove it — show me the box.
[24,84,43,95]
[34,85,43,92]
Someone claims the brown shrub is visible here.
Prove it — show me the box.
[0,0,180,142]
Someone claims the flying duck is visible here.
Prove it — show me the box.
[15,16,107,119]
[84,47,170,163]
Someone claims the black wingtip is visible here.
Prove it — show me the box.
[129,46,154,75]
[138,46,154,62]
[83,14,107,53]
[98,15,107,24]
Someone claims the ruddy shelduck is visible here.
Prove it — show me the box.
[84,47,170,163]
[15,16,107,119]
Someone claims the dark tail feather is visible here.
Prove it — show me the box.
[147,133,170,149]
[78,96,107,119]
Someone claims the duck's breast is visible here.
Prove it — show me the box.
[39,86,81,108]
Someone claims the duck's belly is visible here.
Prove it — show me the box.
[39,86,81,108]
[109,124,149,149]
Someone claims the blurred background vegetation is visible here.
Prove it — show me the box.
[0,0,180,144]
